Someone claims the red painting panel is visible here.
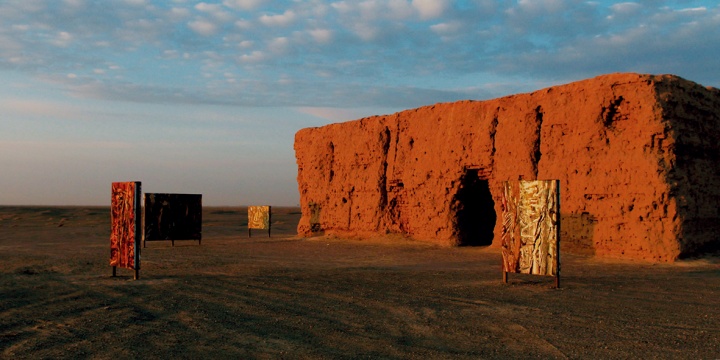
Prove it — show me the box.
[110,182,141,270]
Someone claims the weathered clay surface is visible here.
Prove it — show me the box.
[294,73,720,261]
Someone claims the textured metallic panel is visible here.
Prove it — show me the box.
[501,180,559,276]
[144,193,202,241]
[248,206,271,229]
[110,182,141,269]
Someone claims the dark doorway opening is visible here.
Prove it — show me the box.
[455,169,496,246]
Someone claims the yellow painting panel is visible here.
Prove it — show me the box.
[248,205,271,229]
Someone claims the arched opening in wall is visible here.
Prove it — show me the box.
[455,169,496,246]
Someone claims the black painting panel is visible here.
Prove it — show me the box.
[144,193,202,242]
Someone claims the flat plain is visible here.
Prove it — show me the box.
[0,206,718,359]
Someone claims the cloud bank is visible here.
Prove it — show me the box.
[0,0,716,110]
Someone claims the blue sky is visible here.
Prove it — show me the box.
[1,0,718,206]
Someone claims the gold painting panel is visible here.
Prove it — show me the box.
[248,205,271,229]
[501,180,559,276]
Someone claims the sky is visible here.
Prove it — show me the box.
[0,0,718,206]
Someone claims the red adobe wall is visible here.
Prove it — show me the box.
[294,73,720,261]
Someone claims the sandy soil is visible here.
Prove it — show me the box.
[0,206,718,359]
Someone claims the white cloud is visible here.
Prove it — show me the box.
[330,1,352,14]
[7,57,28,65]
[294,107,372,122]
[223,0,266,10]
[239,50,267,63]
[388,0,415,19]
[679,7,707,13]
[607,2,642,20]
[195,2,233,22]
[306,1,331,18]
[63,0,84,7]
[309,28,332,43]
[412,0,448,19]
[169,7,191,20]
[494,4,720,86]
[0,33,23,57]
[188,19,218,36]
[195,2,221,12]
[52,31,73,47]
[514,0,565,14]
[351,22,380,41]
[259,10,296,27]
[234,19,253,29]
[268,37,290,54]
[278,75,292,85]
[203,51,223,61]
[124,0,146,6]
[357,1,378,18]
[430,21,461,35]
[344,0,413,20]
[162,50,181,59]
[610,2,641,14]
[8,0,46,12]
[115,18,166,43]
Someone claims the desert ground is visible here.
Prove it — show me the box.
[0,206,718,359]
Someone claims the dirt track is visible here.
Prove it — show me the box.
[1,206,719,359]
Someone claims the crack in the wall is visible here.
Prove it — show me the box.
[346,186,355,229]
[601,96,624,128]
[328,142,335,183]
[391,115,401,168]
[532,106,544,179]
[377,127,391,229]
[489,108,499,172]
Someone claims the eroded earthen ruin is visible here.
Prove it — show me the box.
[294,73,720,261]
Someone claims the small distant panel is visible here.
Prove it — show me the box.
[501,180,560,276]
[248,205,271,230]
[110,182,141,269]
[144,193,202,243]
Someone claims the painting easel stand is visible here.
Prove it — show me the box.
[248,225,271,238]
[502,268,560,288]
[112,266,139,280]
[248,206,271,238]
